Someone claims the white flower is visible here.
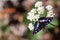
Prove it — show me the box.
[35,1,43,7]
[37,6,44,14]
[27,9,37,21]
[46,5,53,11]
[27,15,35,21]
[33,14,40,21]
[28,9,36,15]
[30,9,35,13]
[27,13,35,21]
[46,10,55,17]
[28,12,34,16]
[27,14,40,21]
[28,23,34,31]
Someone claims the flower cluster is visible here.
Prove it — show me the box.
[27,1,55,31]
[27,1,44,21]
[46,5,55,17]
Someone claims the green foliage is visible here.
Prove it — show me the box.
[46,18,58,28]
[26,29,44,40]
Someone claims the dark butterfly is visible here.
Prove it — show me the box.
[33,17,53,34]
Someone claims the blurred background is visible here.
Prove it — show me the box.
[0,0,60,40]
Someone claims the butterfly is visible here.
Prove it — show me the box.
[33,17,53,34]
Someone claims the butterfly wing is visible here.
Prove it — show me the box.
[33,17,53,34]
